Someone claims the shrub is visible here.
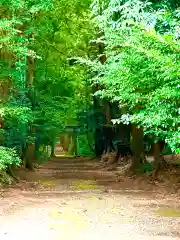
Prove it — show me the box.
[0,147,21,170]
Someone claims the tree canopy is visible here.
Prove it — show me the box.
[86,0,180,154]
[0,0,180,180]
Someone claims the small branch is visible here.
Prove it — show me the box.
[38,36,66,55]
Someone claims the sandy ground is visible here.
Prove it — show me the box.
[0,157,180,240]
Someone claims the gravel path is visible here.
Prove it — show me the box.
[0,157,180,240]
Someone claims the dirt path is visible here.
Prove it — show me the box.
[0,157,180,239]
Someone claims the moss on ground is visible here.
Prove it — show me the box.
[155,207,180,217]
[71,180,104,190]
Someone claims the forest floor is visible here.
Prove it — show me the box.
[0,157,180,239]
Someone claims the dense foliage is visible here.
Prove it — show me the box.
[87,0,180,154]
[0,0,94,179]
[0,0,180,181]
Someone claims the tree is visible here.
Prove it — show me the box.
[0,0,95,179]
[86,0,180,171]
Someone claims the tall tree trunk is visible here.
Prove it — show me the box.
[74,133,78,157]
[152,140,166,178]
[24,40,35,170]
[50,139,55,157]
[152,142,161,178]
[22,143,34,171]
[130,124,144,172]
[93,93,104,157]
[35,135,41,160]
[92,29,109,157]
[103,100,115,153]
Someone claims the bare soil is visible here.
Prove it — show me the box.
[0,157,180,240]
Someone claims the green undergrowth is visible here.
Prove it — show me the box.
[0,147,21,185]
[0,170,14,185]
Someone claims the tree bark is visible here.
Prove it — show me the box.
[152,140,166,178]
[35,135,41,160]
[25,33,35,169]
[130,124,144,172]
[22,143,34,171]
[50,139,55,157]
[93,94,104,157]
